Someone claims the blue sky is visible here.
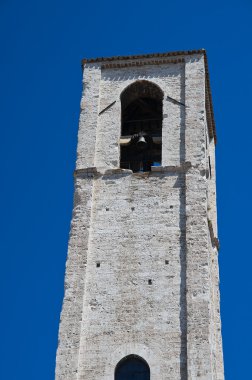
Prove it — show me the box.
[1,0,251,379]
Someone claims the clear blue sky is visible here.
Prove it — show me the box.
[0,0,251,379]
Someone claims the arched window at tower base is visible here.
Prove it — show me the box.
[115,355,150,380]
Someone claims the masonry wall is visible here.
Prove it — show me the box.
[55,53,224,380]
[76,170,186,380]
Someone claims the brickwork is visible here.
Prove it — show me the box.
[55,51,224,380]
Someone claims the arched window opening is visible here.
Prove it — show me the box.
[120,81,163,173]
[115,355,150,380]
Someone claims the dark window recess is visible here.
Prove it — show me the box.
[115,355,150,380]
[96,262,100,268]
[120,81,163,173]
[148,279,152,285]
[165,260,169,265]
[208,156,212,178]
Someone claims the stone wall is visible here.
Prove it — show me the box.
[76,170,186,380]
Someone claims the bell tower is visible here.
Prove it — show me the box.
[55,50,224,380]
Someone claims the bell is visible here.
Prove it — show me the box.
[137,135,147,146]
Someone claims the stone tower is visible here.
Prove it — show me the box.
[55,50,224,380]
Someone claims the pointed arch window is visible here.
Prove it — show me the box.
[120,80,163,173]
[115,355,150,380]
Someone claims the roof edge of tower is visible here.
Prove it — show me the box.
[81,49,217,144]
[81,49,205,64]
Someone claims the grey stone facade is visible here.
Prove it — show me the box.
[55,50,224,380]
